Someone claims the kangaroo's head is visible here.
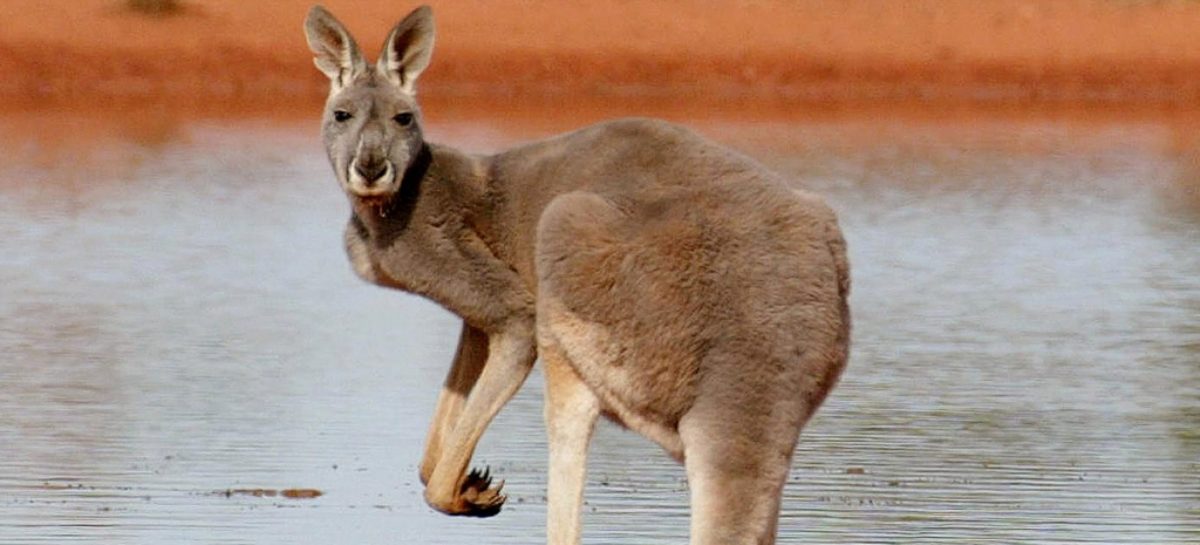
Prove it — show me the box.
[304,5,434,202]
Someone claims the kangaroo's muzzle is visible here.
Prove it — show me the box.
[347,156,396,197]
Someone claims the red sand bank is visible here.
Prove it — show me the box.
[2,0,1200,109]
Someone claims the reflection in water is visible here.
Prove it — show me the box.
[0,109,1197,544]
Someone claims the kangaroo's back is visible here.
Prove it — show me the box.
[497,117,767,197]
[485,118,796,283]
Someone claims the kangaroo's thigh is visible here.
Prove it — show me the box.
[534,191,695,455]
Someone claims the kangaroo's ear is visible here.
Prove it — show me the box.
[305,5,367,88]
[377,5,435,93]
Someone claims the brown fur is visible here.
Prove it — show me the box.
[306,5,850,544]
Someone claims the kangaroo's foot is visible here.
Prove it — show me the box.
[425,466,506,517]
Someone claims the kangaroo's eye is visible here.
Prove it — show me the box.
[333,110,352,123]
[393,112,414,127]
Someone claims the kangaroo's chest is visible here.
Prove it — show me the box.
[344,214,536,331]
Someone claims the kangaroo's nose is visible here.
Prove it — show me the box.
[354,158,388,183]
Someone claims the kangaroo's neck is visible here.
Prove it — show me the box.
[350,142,496,246]
[346,141,536,331]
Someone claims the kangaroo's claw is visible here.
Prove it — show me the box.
[454,466,506,517]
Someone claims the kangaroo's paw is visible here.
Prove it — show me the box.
[457,466,506,517]
[426,466,507,517]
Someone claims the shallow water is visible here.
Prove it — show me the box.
[1,107,1197,544]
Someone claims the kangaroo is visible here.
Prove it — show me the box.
[304,5,850,544]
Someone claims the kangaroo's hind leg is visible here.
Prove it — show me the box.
[678,383,803,545]
[541,341,600,545]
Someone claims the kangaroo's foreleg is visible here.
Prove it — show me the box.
[420,321,489,485]
[542,342,599,545]
[423,321,536,517]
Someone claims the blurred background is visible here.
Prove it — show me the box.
[1,1,1198,544]
[4,0,1200,109]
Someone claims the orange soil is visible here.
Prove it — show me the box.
[3,0,1200,110]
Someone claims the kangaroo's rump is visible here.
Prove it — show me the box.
[535,180,849,448]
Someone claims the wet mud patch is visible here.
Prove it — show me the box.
[217,488,324,500]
